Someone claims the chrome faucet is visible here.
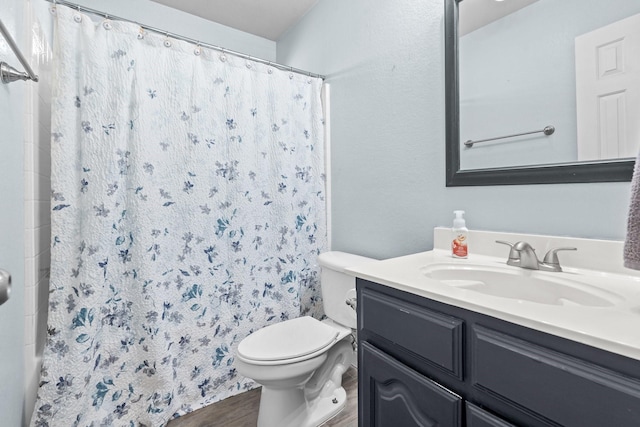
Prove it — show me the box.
[496,240,576,272]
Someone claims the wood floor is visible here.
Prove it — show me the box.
[168,368,358,427]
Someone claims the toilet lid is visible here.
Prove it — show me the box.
[237,316,339,362]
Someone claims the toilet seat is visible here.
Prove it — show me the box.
[237,316,341,365]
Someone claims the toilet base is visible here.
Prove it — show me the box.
[306,386,347,426]
[254,338,354,427]
[257,384,347,427]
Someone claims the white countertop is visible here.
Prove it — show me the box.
[345,228,640,361]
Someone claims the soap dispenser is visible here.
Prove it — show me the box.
[452,210,468,259]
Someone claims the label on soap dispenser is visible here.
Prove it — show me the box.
[452,233,468,258]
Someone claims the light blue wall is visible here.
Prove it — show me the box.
[460,0,640,169]
[41,0,276,61]
[277,0,633,260]
[0,0,25,425]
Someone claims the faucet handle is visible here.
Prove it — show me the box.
[496,240,519,261]
[542,247,577,269]
[497,240,536,251]
[495,240,514,248]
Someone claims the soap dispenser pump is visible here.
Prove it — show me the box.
[452,210,468,259]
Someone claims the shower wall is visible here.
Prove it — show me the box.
[23,1,52,418]
[1,0,26,424]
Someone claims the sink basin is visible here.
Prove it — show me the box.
[421,263,623,307]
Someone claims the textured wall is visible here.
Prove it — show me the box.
[277,0,633,260]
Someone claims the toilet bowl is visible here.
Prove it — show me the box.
[234,251,375,427]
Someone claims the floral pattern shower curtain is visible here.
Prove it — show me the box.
[32,5,326,426]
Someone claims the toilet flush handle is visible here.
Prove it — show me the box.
[345,297,357,311]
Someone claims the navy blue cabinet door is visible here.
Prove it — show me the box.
[360,341,462,427]
[466,403,515,427]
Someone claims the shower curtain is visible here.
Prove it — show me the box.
[31,5,326,426]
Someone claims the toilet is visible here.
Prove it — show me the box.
[234,251,375,427]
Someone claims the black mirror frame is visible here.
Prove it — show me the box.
[444,0,634,187]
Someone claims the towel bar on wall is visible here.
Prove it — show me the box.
[464,125,555,148]
[0,18,39,84]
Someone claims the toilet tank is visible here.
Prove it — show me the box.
[318,251,376,329]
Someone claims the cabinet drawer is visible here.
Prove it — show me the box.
[472,325,640,427]
[360,287,464,378]
[360,341,462,427]
[466,402,515,427]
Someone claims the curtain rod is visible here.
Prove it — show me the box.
[45,0,325,80]
[0,18,39,83]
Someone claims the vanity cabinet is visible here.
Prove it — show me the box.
[360,341,462,426]
[357,279,640,427]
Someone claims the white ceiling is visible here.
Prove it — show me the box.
[149,0,319,41]
[148,0,539,42]
[459,0,539,36]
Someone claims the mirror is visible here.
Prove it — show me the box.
[445,0,639,186]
